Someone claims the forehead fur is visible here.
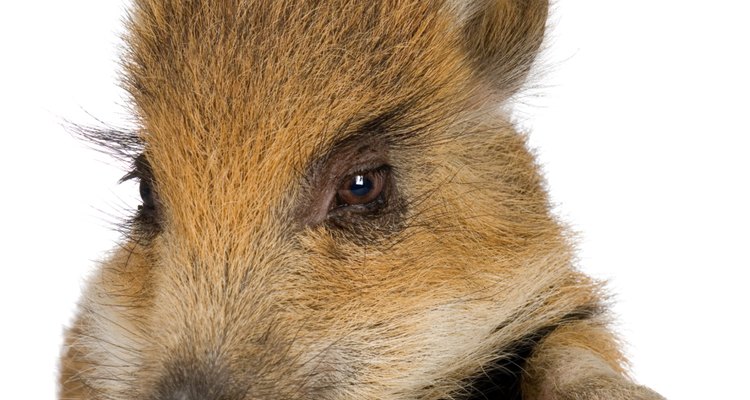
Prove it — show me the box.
[125,1,473,154]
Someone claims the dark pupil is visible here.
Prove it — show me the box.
[349,175,373,197]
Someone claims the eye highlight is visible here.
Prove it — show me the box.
[335,167,389,208]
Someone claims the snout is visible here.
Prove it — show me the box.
[159,387,222,400]
[153,361,235,400]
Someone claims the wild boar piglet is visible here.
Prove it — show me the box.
[60,1,665,399]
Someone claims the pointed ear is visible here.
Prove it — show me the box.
[453,0,549,97]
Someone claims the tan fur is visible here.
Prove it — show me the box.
[60,1,664,399]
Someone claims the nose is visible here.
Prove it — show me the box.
[157,382,228,400]
[157,381,230,400]
[154,362,233,400]
[166,388,210,400]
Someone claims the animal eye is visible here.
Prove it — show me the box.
[139,178,156,211]
[335,167,388,208]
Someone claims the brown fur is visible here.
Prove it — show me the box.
[60,1,664,399]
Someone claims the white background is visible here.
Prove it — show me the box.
[1,1,748,399]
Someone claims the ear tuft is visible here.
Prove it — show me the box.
[453,0,549,97]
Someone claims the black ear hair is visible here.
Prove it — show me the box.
[458,0,549,97]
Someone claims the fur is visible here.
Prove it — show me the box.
[60,1,664,399]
